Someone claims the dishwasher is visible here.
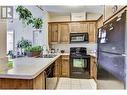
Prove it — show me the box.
[45,63,58,89]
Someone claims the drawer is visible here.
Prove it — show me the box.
[62,55,69,60]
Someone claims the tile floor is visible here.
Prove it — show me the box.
[56,78,97,90]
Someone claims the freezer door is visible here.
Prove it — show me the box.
[98,51,125,82]
[97,12,126,54]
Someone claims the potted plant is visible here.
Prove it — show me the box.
[16,6,33,25]
[17,38,32,55]
[16,6,43,30]
[32,18,43,29]
[25,46,43,57]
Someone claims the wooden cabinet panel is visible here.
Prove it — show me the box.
[59,23,70,43]
[104,5,124,22]
[90,56,97,80]
[88,22,96,42]
[70,22,80,32]
[51,24,59,43]
[0,72,45,89]
[61,55,70,77]
[97,16,103,29]
[80,22,88,32]
[48,21,97,44]
[54,57,61,77]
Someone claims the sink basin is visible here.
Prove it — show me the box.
[43,54,57,58]
[37,54,57,58]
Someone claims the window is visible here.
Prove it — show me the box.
[7,30,15,53]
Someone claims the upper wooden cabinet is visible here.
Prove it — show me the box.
[48,23,70,44]
[48,21,97,44]
[70,22,88,33]
[80,22,89,32]
[104,5,124,22]
[88,22,96,42]
[59,23,70,43]
[70,22,80,32]
[97,16,103,29]
[51,24,59,43]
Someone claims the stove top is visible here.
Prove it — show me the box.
[70,47,90,58]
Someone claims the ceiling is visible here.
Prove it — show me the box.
[41,5,104,15]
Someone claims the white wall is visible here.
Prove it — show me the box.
[0,6,7,57]
[49,12,102,22]
[7,6,49,49]
[87,13,101,20]
[49,13,70,22]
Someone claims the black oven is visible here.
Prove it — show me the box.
[70,47,90,78]
[70,33,89,43]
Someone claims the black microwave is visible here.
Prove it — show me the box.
[70,33,89,43]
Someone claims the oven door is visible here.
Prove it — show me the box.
[70,57,90,78]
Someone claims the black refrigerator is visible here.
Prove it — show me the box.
[97,11,126,86]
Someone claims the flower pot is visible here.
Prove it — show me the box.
[26,51,41,57]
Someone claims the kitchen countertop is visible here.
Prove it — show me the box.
[0,52,96,79]
[88,53,97,58]
[0,54,61,79]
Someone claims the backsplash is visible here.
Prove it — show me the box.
[51,43,97,54]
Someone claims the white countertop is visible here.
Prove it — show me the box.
[0,54,61,79]
[88,53,97,58]
[0,53,97,79]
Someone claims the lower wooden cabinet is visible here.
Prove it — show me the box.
[90,56,97,80]
[53,57,62,77]
[61,55,70,77]
[0,72,46,89]
[53,55,70,78]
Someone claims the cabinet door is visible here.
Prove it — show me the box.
[51,24,58,43]
[61,55,70,77]
[54,57,61,77]
[59,23,70,43]
[70,22,80,33]
[90,56,97,80]
[80,22,88,32]
[88,22,96,42]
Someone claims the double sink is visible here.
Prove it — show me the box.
[37,53,57,58]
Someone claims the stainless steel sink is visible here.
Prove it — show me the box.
[37,54,57,58]
[42,54,57,58]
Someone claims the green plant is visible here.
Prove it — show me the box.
[17,38,32,49]
[25,46,43,52]
[16,6,43,29]
[32,18,43,29]
[16,6,33,25]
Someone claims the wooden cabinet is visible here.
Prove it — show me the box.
[59,23,70,43]
[48,23,70,44]
[70,22,80,32]
[61,55,70,77]
[80,22,89,32]
[48,21,97,44]
[104,5,124,22]
[49,23,59,44]
[90,56,97,80]
[97,16,103,29]
[53,57,61,77]
[0,72,46,89]
[88,22,96,42]
[70,22,89,33]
